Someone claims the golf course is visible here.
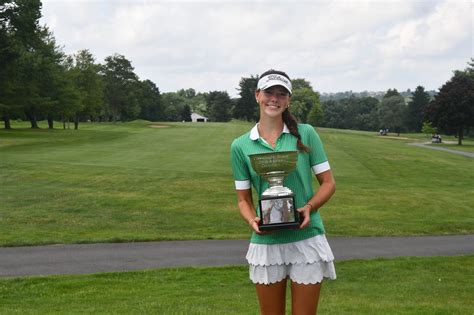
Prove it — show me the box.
[0,120,473,314]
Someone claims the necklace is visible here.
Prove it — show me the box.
[261,133,278,147]
[258,123,282,148]
[266,138,276,147]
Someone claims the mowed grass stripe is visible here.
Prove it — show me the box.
[1,122,243,174]
[321,129,473,235]
[0,121,472,246]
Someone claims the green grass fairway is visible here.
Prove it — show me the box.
[0,121,472,246]
[321,128,473,236]
[0,255,472,314]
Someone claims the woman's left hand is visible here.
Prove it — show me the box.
[297,204,312,229]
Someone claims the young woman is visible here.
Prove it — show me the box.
[230,69,336,314]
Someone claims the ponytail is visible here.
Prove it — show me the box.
[283,109,311,153]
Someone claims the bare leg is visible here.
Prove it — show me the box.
[255,278,287,315]
[291,281,322,315]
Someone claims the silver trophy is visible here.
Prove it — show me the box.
[249,151,301,231]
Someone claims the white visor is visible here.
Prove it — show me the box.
[257,74,292,95]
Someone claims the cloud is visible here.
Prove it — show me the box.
[378,0,472,57]
[40,0,473,95]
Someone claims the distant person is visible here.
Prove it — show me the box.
[230,69,337,314]
[432,134,442,143]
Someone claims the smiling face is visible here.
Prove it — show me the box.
[256,85,291,119]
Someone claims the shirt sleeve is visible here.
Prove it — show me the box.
[230,140,251,190]
[304,125,331,174]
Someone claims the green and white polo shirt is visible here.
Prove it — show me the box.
[230,123,331,244]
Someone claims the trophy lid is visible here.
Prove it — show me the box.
[249,151,298,176]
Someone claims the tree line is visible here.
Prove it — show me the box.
[0,1,322,129]
[320,89,437,102]
[0,1,236,129]
[319,87,429,134]
[1,1,473,144]
[316,62,473,144]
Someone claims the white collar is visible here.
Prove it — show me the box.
[249,123,290,140]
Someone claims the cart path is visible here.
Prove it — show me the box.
[408,142,474,158]
[1,235,473,277]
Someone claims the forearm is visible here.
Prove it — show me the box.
[306,171,336,211]
[236,189,257,225]
[306,182,336,211]
[238,199,257,225]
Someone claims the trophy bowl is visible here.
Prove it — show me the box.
[249,151,301,231]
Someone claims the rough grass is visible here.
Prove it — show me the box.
[0,255,472,314]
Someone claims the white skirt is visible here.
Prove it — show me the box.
[246,234,337,285]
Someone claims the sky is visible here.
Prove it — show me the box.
[40,0,473,97]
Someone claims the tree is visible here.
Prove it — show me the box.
[101,53,139,122]
[68,49,104,127]
[189,92,208,117]
[378,95,406,136]
[57,77,82,130]
[421,121,437,136]
[136,79,162,122]
[207,91,232,122]
[176,88,208,119]
[307,100,324,126]
[161,92,187,121]
[0,1,20,129]
[291,78,312,90]
[0,0,51,129]
[312,95,381,131]
[353,97,380,131]
[467,58,474,75]
[290,88,320,123]
[427,64,474,145]
[48,56,82,129]
[234,75,258,121]
[405,86,430,132]
[177,88,196,99]
[20,26,70,129]
[180,104,192,122]
[0,1,84,130]
[320,100,346,129]
[383,88,401,98]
